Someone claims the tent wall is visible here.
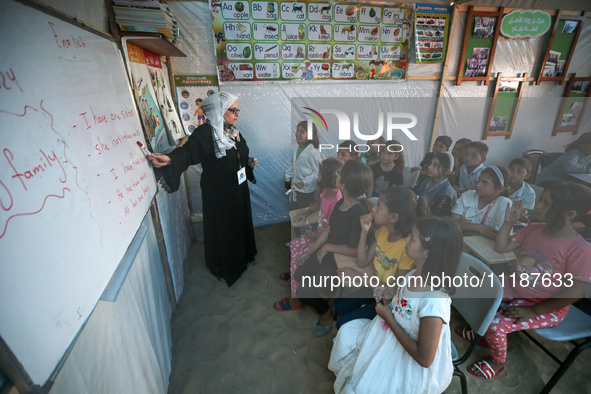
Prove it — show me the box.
[169,1,591,228]
[50,213,172,394]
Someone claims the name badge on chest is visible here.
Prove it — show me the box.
[237,167,246,185]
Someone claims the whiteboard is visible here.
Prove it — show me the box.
[0,0,157,385]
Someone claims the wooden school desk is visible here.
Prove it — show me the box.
[463,235,516,265]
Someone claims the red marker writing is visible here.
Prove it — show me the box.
[137,141,152,158]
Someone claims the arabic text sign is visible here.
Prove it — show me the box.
[500,10,551,38]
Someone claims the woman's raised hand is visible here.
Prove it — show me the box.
[149,153,171,168]
[360,213,373,232]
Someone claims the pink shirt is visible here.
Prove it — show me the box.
[316,189,342,231]
[510,222,591,302]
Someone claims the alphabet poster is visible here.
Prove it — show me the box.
[209,0,412,82]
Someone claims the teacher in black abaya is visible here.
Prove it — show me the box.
[149,92,258,286]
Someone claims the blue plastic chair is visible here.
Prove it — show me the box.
[521,297,591,394]
[450,253,503,394]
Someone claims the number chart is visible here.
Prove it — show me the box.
[210,1,412,82]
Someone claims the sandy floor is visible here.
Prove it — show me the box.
[167,222,591,394]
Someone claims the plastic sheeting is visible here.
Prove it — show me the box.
[168,1,451,227]
[155,176,192,301]
[168,1,590,227]
[50,214,172,394]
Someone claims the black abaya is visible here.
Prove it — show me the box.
[157,123,257,286]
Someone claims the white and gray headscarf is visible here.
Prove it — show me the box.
[201,91,239,158]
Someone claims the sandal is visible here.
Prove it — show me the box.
[467,360,505,380]
[455,326,489,348]
[315,310,335,337]
[279,272,291,281]
[273,298,304,312]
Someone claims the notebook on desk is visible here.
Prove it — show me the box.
[463,235,516,264]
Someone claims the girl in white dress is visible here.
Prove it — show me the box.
[328,217,463,394]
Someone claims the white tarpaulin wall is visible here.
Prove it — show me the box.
[168,1,591,227]
[4,1,586,392]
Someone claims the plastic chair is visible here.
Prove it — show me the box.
[402,166,420,188]
[522,149,551,184]
[521,286,591,394]
[450,253,503,394]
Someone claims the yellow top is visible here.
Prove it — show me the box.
[373,226,415,283]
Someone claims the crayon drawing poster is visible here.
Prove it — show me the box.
[209,0,412,82]
[174,75,219,134]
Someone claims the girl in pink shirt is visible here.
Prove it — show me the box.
[457,181,591,380]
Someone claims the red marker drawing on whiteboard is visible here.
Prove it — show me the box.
[137,141,152,158]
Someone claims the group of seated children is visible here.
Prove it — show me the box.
[280,126,591,393]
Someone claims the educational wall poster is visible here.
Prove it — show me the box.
[559,80,590,129]
[147,56,185,143]
[414,3,449,64]
[209,0,412,82]
[174,75,219,134]
[127,43,182,152]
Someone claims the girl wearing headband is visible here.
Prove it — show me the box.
[149,92,259,286]
[451,165,511,239]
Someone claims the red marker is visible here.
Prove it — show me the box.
[137,141,152,158]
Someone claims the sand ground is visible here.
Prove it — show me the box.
[167,222,591,394]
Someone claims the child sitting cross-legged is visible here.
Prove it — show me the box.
[451,166,511,239]
[456,181,591,380]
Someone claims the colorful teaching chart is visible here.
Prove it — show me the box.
[209,1,412,82]
[174,76,219,134]
[414,3,450,64]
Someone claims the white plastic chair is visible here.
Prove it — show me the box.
[402,167,420,189]
[450,253,503,394]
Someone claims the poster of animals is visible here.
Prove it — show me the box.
[209,0,412,82]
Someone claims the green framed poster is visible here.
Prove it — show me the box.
[456,6,504,85]
[553,74,591,136]
[209,1,412,82]
[537,11,586,85]
[484,73,527,140]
